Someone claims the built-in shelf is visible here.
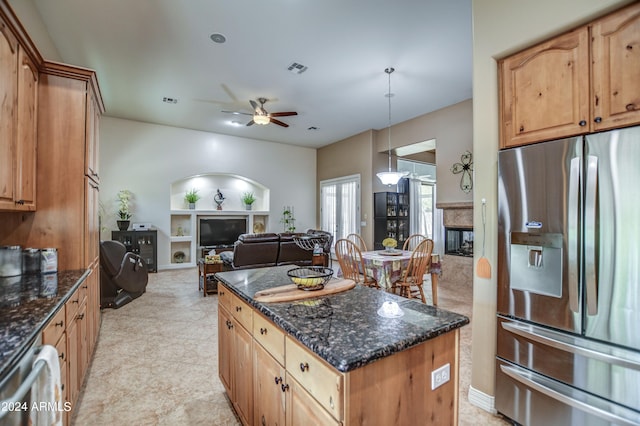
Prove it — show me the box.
[168,173,271,268]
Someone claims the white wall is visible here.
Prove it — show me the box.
[100,117,317,269]
[470,0,631,410]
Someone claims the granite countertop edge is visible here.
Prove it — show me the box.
[0,269,91,379]
[215,266,470,373]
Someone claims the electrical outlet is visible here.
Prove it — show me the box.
[431,363,450,390]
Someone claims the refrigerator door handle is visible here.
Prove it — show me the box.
[500,364,640,426]
[501,320,640,371]
[585,155,598,315]
[568,156,581,313]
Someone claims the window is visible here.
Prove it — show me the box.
[320,175,361,247]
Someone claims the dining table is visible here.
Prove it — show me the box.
[360,249,442,305]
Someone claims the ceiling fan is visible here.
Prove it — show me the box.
[223,97,297,127]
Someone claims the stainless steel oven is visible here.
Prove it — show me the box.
[0,335,44,426]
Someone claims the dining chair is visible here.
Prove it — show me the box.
[402,233,427,251]
[346,233,368,252]
[395,239,434,303]
[334,239,379,289]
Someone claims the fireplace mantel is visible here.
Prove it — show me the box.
[436,201,473,229]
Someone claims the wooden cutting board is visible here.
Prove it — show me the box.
[253,279,356,303]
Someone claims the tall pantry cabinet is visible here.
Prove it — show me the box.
[36,62,104,409]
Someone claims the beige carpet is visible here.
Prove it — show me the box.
[73,268,507,425]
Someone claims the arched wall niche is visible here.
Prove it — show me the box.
[170,173,270,211]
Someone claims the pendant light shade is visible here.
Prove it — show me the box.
[377,67,408,186]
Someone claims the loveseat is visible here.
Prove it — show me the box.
[220,230,332,270]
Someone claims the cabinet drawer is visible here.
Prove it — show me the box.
[253,313,285,365]
[218,284,232,312]
[230,293,253,331]
[286,337,343,421]
[65,285,87,325]
[42,307,66,345]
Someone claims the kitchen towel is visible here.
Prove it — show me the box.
[30,344,63,426]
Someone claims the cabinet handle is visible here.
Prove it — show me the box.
[14,200,25,205]
[261,415,266,426]
[219,291,225,296]
[59,352,65,360]
[300,362,309,372]
[281,383,289,392]
[77,313,85,320]
[260,328,267,335]
[235,306,242,312]
[82,285,88,289]
[55,321,64,328]
[274,376,282,385]
[579,120,587,126]
[594,116,602,123]
[72,299,79,304]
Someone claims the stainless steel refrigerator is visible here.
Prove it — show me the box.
[496,127,640,425]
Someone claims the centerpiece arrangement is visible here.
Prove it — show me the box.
[382,237,398,253]
[117,189,132,231]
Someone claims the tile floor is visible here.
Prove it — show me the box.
[72,267,508,425]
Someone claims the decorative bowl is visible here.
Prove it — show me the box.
[287,267,333,291]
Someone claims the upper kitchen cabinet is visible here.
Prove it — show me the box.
[591,2,640,132]
[0,12,39,211]
[499,27,590,148]
[499,2,640,148]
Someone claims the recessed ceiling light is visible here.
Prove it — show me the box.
[288,62,308,74]
[210,33,226,44]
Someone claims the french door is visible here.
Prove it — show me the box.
[320,174,360,249]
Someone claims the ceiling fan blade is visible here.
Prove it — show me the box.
[269,111,298,117]
[270,118,289,128]
[246,120,255,126]
[222,110,252,116]
[249,100,261,113]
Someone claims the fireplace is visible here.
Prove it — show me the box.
[445,227,474,257]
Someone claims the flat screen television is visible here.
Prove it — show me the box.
[199,217,247,247]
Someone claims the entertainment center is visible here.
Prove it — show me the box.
[169,210,268,268]
[168,172,271,268]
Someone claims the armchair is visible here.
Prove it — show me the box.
[99,240,149,309]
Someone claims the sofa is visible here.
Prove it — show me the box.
[220,230,332,270]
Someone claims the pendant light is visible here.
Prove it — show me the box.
[377,67,408,186]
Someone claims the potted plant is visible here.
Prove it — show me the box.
[117,189,132,231]
[281,206,296,232]
[185,188,200,209]
[242,191,256,210]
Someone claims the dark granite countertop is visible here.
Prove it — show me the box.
[0,269,90,378]
[215,265,469,372]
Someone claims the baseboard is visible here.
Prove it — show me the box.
[468,385,497,415]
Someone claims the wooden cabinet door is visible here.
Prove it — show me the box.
[500,27,590,147]
[233,322,253,426]
[253,343,286,426]
[218,307,233,394]
[66,313,79,406]
[0,16,17,209]
[592,2,640,131]
[285,376,340,426]
[85,91,100,183]
[14,46,38,210]
[85,178,100,266]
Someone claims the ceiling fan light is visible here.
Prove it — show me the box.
[253,115,270,125]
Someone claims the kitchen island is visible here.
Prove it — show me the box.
[215,265,469,425]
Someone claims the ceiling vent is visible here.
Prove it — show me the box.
[163,97,178,104]
[287,62,308,74]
